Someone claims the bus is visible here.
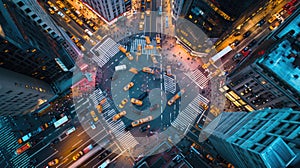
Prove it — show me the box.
[158,6,162,15]
[145,36,151,45]
[54,116,69,128]
[98,159,111,168]
[68,139,110,168]
[16,142,31,155]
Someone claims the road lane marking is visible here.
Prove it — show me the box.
[35,150,58,168]
[57,158,68,168]
[72,139,83,148]
[29,143,50,158]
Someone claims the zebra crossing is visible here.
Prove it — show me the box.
[171,94,209,134]
[130,38,158,55]
[89,89,139,150]
[163,74,176,94]
[0,117,29,168]
[184,69,209,89]
[91,37,120,67]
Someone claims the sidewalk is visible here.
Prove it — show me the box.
[161,37,205,72]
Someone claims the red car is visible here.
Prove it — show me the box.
[16,142,31,155]
[287,6,296,14]
[241,49,251,57]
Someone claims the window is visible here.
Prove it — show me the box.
[17,1,24,7]
[31,14,37,19]
[24,8,31,13]
[5,90,13,94]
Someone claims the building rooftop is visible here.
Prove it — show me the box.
[277,10,300,39]
[258,38,300,93]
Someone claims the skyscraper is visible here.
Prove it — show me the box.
[83,0,131,24]
[172,0,268,56]
[173,0,266,38]
[0,67,54,116]
[224,28,300,111]
[202,108,300,168]
[0,0,75,91]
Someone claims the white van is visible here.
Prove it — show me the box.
[115,65,127,71]
[85,29,93,37]
[98,159,110,168]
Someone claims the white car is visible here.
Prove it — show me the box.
[89,121,96,129]
[57,11,64,17]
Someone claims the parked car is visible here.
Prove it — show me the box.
[257,19,265,27]
[247,39,257,48]
[230,39,240,47]
[243,31,252,38]
[232,53,243,61]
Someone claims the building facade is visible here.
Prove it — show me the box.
[202,108,300,168]
[224,32,300,111]
[0,68,54,116]
[172,0,267,56]
[83,0,131,23]
[0,0,75,91]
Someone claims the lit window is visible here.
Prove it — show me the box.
[189,15,192,19]
[4,49,9,53]
[31,49,37,52]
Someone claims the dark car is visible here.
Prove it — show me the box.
[232,53,243,61]
[233,31,241,36]
[243,31,252,38]
[230,39,240,47]
[99,150,112,160]
[247,39,257,48]
[257,19,265,27]
[51,138,59,145]
[140,124,150,132]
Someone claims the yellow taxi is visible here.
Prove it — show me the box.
[150,55,158,64]
[96,104,103,113]
[113,111,126,121]
[119,98,128,108]
[92,26,98,31]
[139,22,144,31]
[142,67,154,74]
[268,15,277,23]
[131,98,143,106]
[131,116,153,127]
[48,159,59,166]
[73,151,84,161]
[206,154,214,161]
[47,1,54,7]
[141,12,145,20]
[199,102,208,110]
[64,17,71,23]
[129,67,138,74]
[90,110,98,122]
[48,8,55,15]
[123,82,134,91]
